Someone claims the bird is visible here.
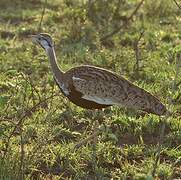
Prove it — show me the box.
[31,33,167,117]
[31,33,169,151]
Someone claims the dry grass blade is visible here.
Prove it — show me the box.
[173,0,181,10]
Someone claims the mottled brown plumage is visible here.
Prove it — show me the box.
[32,33,167,116]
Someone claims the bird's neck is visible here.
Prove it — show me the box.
[46,47,64,83]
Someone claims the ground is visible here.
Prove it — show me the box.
[0,0,181,179]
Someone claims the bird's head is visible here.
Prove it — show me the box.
[31,33,54,50]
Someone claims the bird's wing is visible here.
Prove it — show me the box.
[68,65,167,115]
[71,74,122,105]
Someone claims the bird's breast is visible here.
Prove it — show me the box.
[54,77,70,96]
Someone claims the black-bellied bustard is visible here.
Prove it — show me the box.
[31,33,167,146]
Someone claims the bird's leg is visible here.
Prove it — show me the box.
[91,114,99,176]
[74,110,101,149]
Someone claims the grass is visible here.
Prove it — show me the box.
[0,0,181,179]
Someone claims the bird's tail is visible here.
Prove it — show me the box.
[141,96,168,116]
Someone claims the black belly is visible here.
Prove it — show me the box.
[68,94,111,109]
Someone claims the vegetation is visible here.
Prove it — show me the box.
[0,0,180,179]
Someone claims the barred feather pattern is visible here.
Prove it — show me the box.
[62,65,167,116]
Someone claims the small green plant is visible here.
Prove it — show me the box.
[0,0,180,179]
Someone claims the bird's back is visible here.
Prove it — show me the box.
[62,65,167,115]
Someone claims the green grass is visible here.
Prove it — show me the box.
[0,0,181,179]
